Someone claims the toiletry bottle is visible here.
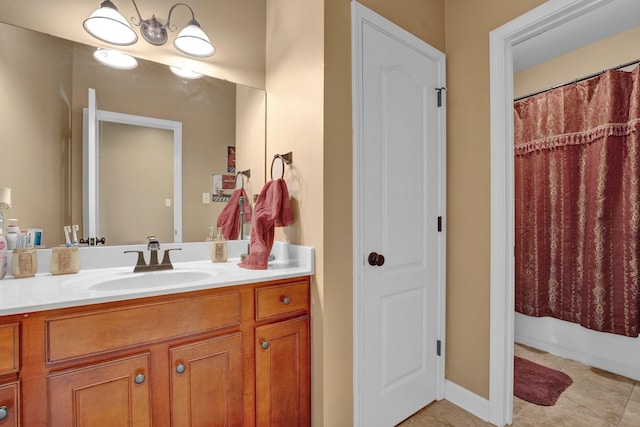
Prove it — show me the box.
[6,219,18,250]
[211,227,228,263]
[0,213,7,279]
[206,226,215,242]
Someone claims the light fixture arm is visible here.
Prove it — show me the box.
[165,3,197,33]
[129,0,146,27]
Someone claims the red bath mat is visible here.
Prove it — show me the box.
[514,356,573,406]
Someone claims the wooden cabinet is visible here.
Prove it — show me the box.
[0,381,19,427]
[48,353,151,427]
[170,333,243,426]
[255,280,311,427]
[0,323,20,427]
[256,317,310,427]
[0,324,19,376]
[1,275,310,427]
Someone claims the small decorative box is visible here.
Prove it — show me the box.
[12,248,37,278]
[50,246,80,275]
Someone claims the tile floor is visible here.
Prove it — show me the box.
[397,343,640,426]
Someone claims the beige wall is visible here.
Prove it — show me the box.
[515,25,640,98]
[443,0,546,398]
[0,24,72,245]
[265,0,325,423]
[99,123,174,244]
[236,86,267,207]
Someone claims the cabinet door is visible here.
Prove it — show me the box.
[256,316,310,427]
[48,353,151,427]
[0,381,19,427]
[170,333,243,427]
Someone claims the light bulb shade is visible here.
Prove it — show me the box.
[83,0,138,46]
[93,48,138,70]
[173,21,215,57]
[169,66,203,79]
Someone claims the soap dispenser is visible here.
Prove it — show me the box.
[211,227,228,263]
[5,219,18,250]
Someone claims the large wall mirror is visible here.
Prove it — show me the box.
[0,20,266,247]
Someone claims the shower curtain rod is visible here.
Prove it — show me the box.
[514,58,640,102]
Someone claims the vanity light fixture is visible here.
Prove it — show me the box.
[93,48,139,70]
[84,0,215,58]
[169,66,203,79]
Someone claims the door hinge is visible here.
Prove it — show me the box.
[437,340,442,356]
[437,216,442,232]
[436,87,446,107]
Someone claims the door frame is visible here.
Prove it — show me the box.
[488,0,619,425]
[351,2,447,425]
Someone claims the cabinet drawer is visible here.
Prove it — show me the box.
[256,281,309,320]
[0,381,19,426]
[47,291,240,363]
[0,323,19,376]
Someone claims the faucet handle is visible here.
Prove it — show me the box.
[124,250,147,271]
[161,248,182,268]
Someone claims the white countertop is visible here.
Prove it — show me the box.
[0,241,314,316]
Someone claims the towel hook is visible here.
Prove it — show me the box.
[234,169,251,189]
[270,152,293,180]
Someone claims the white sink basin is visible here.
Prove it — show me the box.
[88,270,216,291]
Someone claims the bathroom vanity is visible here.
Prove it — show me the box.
[0,242,313,427]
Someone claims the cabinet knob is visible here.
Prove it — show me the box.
[0,406,7,421]
[260,340,270,350]
[176,363,186,374]
[134,372,146,384]
[281,296,291,305]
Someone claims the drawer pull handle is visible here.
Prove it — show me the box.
[260,340,270,350]
[0,406,7,421]
[176,363,186,374]
[134,372,146,384]
[281,296,291,305]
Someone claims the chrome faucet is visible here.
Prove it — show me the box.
[124,236,181,273]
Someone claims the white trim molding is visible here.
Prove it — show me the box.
[489,1,619,425]
[445,380,490,423]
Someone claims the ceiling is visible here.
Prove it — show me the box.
[513,0,640,71]
[1,0,266,89]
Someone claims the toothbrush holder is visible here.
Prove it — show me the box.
[50,246,80,275]
[12,248,38,278]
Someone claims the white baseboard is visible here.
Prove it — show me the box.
[444,380,490,422]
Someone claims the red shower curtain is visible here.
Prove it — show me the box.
[514,67,640,337]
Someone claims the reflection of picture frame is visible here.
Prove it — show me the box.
[212,174,235,202]
[227,146,236,173]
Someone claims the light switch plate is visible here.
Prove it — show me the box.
[165,198,172,207]
[202,192,211,204]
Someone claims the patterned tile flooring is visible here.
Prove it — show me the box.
[397,344,640,426]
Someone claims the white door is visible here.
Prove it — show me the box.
[353,3,446,427]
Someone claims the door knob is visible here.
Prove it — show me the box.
[368,252,385,266]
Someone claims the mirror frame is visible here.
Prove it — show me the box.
[83,88,183,243]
